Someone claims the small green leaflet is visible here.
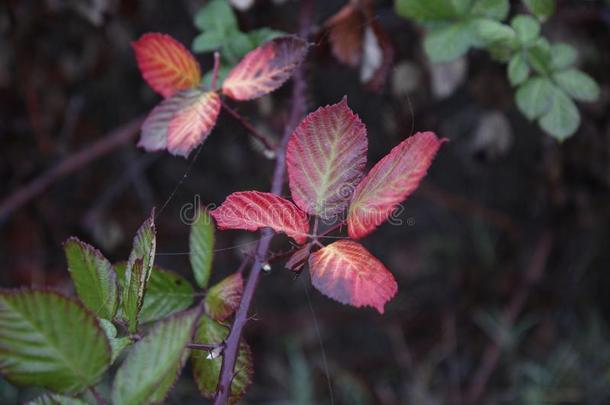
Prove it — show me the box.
[111,310,197,405]
[192,0,286,66]
[538,85,580,141]
[553,69,600,103]
[63,237,118,319]
[190,208,215,288]
[516,76,553,120]
[508,53,529,86]
[522,0,555,20]
[0,290,110,393]
[511,15,540,45]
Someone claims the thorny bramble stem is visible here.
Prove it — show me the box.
[213,3,312,403]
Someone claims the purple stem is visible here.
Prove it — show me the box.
[213,6,311,403]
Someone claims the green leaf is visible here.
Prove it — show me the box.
[522,0,556,20]
[0,290,110,393]
[516,76,554,120]
[194,0,238,34]
[192,31,226,53]
[553,68,600,102]
[116,263,195,324]
[474,19,515,46]
[98,319,131,363]
[395,0,470,21]
[190,208,215,288]
[63,237,118,320]
[470,0,509,20]
[140,267,194,323]
[248,28,286,47]
[526,38,552,75]
[538,86,580,141]
[111,310,197,405]
[423,21,479,62]
[204,273,243,321]
[192,315,252,403]
[122,211,156,333]
[224,32,255,64]
[26,394,89,405]
[508,53,530,86]
[511,15,540,45]
[550,43,577,71]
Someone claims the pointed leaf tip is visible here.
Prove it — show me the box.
[348,131,445,239]
[222,36,308,100]
[133,33,201,98]
[308,240,397,313]
[287,98,368,219]
[211,191,310,244]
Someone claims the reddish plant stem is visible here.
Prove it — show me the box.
[0,116,144,224]
[213,7,311,404]
[464,232,553,404]
[220,100,276,153]
[211,52,221,91]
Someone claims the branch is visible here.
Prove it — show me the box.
[213,4,312,403]
[0,116,144,225]
[220,100,276,153]
[463,231,553,404]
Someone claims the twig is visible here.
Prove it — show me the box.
[211,52,221,91]
[220,100,276,153]
[463,231,553,404]
[0,116,144,225]
[213,3,312,403]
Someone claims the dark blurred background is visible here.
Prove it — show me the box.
[1,0,610,403]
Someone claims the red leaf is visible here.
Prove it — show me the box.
[204,273,243,321]
[347,132,445,239]
[222,36,308,101]
[325,3,365,67]
[211,191,310,244]
[308,240,397,313]
[286,97,367,219]
[138,88,220,158]
[167,91,221,157]
[132,33,201,98]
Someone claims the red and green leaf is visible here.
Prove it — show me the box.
[139,88,221,158]
[211,191,309,244]
[221,36,308,100]
[204,273,243,321]
[132,33,201,98]
[348,131,445,239]
[286,98,367,218]
[308,240,397,314]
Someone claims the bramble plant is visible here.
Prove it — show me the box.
[0,3,445,405]
[395,0,601,141]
